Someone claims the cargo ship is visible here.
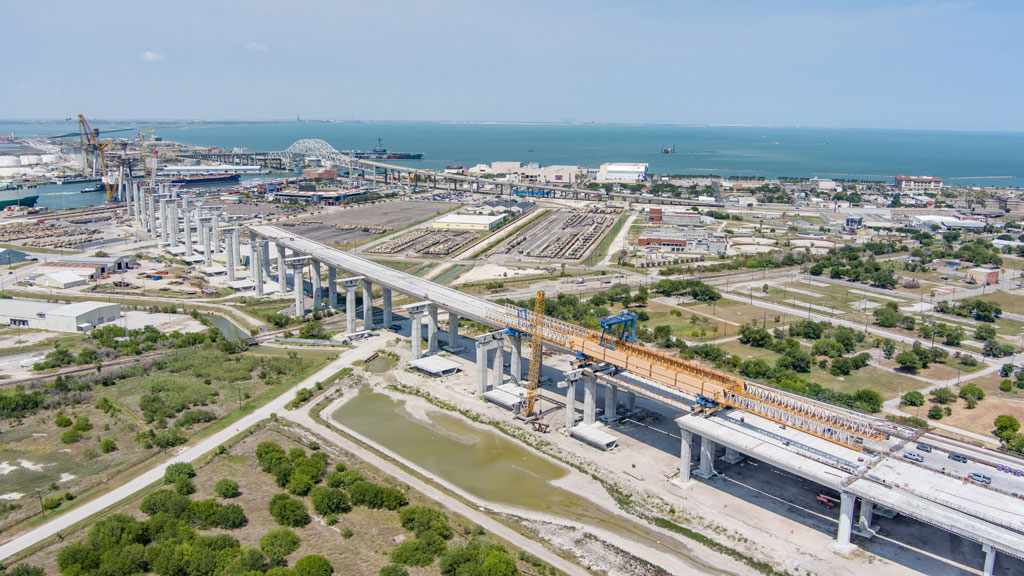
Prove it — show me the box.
[168,173,241,186]
[0,194,39,209]
[341,139,424,160]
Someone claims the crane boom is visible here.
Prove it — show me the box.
[78,114,116,202]
[519,291,546,419]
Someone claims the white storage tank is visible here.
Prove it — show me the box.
[0,156,20,167]
[19,155,42,166]
[41,154,61,164]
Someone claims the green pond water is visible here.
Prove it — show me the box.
[365,355,397,373]
[332,388,727,574]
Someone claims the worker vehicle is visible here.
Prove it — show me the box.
[816,494,839,508]
[916,444,933,453]
[967,472,992,485]
[948,453,969,464]
[903,452,924,463]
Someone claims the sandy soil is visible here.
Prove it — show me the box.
[454,263,554,286]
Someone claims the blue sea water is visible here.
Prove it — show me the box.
[4,121,1024,195]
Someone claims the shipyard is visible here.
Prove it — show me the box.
[2,3,1024,576]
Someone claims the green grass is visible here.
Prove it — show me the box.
[583,213,628,267]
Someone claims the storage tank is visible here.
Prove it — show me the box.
[41,154,60,164]
[19,155,42,166]
[0,156,20,167]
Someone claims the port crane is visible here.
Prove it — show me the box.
[77,114,116,202]
[490,302,891,450]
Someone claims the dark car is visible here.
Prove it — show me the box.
[916,444,933,453]
[948,453,969,464]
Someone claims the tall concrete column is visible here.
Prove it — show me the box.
[225,230,236,281]
[565,378,576,430]
[723,446,744,464]
[426,304,438,353]
[147,194,156,233]
[490,341,503,389]
[582,371,597,425]
[202,222,212,267]
[211,214,220,254]
[183,201,193,256]
[158,198,168,244]
[363,279,374,330]
[253,241,264,297]
[310,261,321,310]
[475,340,489,395]
[327,267,337,308]
[170,201,179,247]
[447,312,458,349]
[233,227,242,267]
[835,492,855,552]
[409,310,424,360]
[509,336,522,382]
[603,383,617,422]
[277,244,288,294]
[344,279,359,333]
[293,266,305,317]
[983,544,996,576]
[678,427,694,482]
[626,391,636,411]
[696,436,715,479]
[382,288,392,326]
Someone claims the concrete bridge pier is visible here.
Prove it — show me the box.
[426,304,438,354]
[382,288,392,326]
[983,544,996,576]
[582,370,597,425]
[404,303,429,361]
[602,383,618,423]
[327,267,337,308]
[147,194,156,233]
[260,240,271,278]
[625,391,636,411]
[168,201,178,247]
[509,336,522,382]
[695,436,715,479]
[310,261,322,310]
[158,199,168,245]
[858,498,875,532]
[278,245,289,295]
[253,240,265,297]
[446,312,460,351]
[831,492,857,554]
[363,279,375,329]
[183,201,193,256]
[202,221,212,268]
[342,278,362,333]
[723,446,744,464]
[677,427,694,482]
[293,266,305,316]
[564,374,581,430]
[238,229,247,273]
[211,214,220,254]
[225,230,236,281]
[475,339,491,395]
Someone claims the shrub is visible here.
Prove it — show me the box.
[380,565,409,576]
[334,469,364,487]
[261,527,301,565]
[141,489,191,517]
[164,462,196,484]
[310,487,351,516]
[325,471,346,488]
[928,405,944,420]
[215,478,240,498]
[340,527,354,539]
[99,438,118,454]
[176,409,216,428]
[185,499,247,529]
[60,429,82,444]
[293,555,334,576]
[5,565,45,576]
[269,493,310,527]
[55,415,73,427]
[901,391,925,407]
[287,472,314,496]
[42,496,63,511]
[174,477,196,496]
[390,539,439,567]
[71,417,93,432]
[995,414,1021,442]
[399,506,453,540]
[1000,380,1014,393]
[932,387,957,404]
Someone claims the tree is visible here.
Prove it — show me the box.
[4,565,45,576]
[932,387,957,404]
[215,478,240,498]
[1001,364,1016,377]
[873,303,900,328]
[261,528,301,565]
[928,405,944,420]
[293,555,334,576]
[881,339,897,359]
[380,565,410,576]
[269,493,311,527]
[99,438,118,454]
[959,383,986,408]
[994,415,1021,442]
[853,389,883,413]
[895,350,922,373]
[975,324,997,342]
[299,321,326,340]
[901,391,925,407]
[164,462,195,485]
[310,487,351,516]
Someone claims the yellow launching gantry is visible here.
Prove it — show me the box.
[489,302,890,451]
[78,114,116,201]
[518,291,546,419]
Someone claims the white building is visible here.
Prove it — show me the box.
[432,213,506,231]
[34,271,87,289]
[895,175,942,193]
[0,299,120,332]
[910,214,986,230]
[468,162,584,184]
[161,164,262,174]
[596,163,648,183]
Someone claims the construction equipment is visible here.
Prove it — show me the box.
[519,290,546,420]
[77,114,116,201]
[489,302,890,451]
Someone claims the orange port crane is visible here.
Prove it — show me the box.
[519,291,546,419]
[78,114,116,201]
[490,302,890,450]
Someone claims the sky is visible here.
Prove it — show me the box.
[3,0,1022,131]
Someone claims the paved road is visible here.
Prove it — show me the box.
[0,339,379,562]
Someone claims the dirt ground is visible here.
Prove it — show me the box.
[282,201,453,247]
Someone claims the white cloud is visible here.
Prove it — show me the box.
[141,51,165,62]
[245,42,268,52]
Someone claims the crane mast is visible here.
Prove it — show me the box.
[77,114,116,202]
[519,290,546,419]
